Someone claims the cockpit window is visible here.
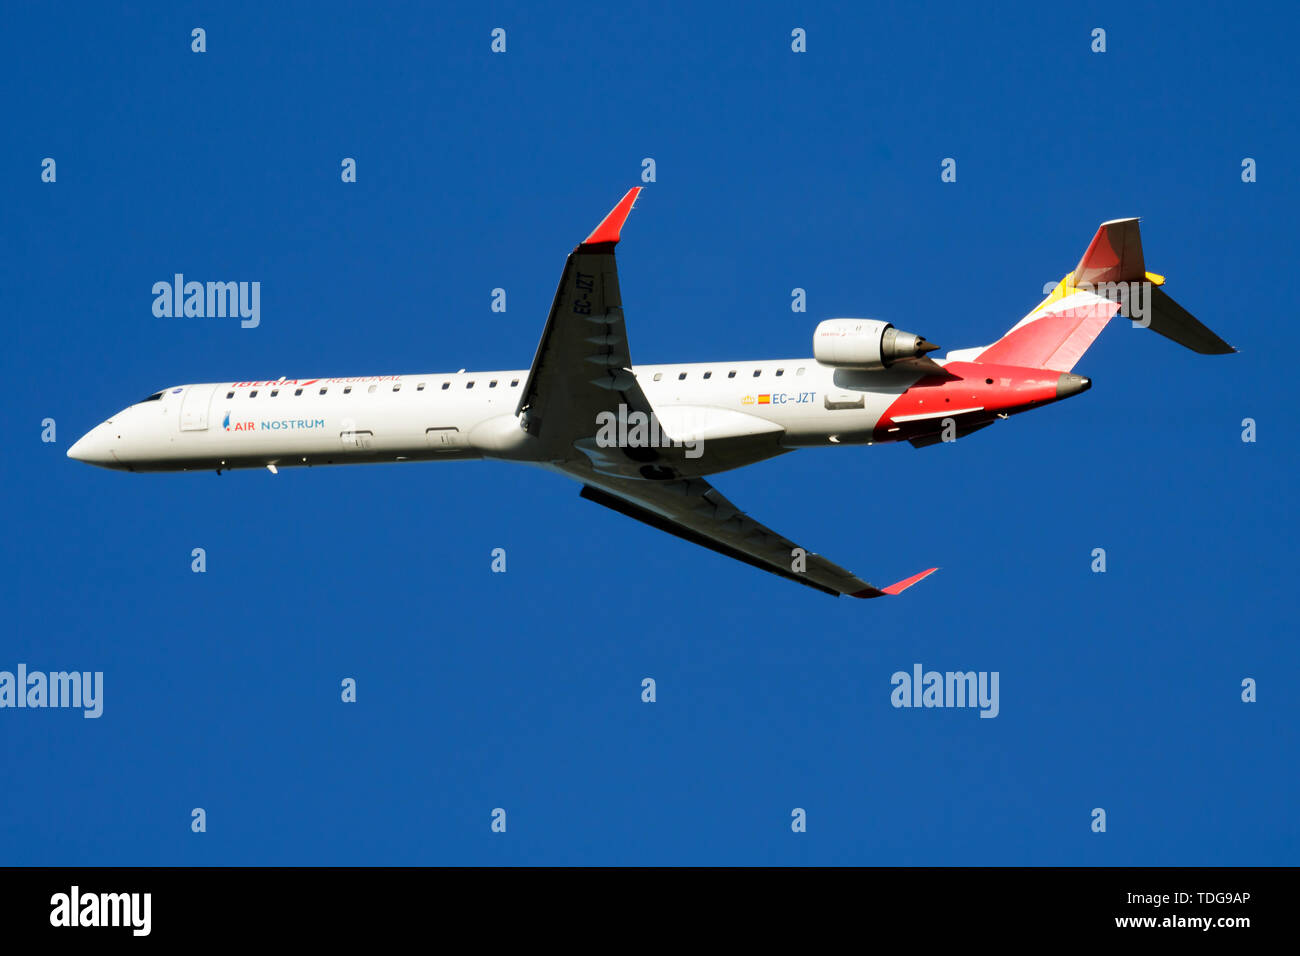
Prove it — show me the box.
[138,391,165,404]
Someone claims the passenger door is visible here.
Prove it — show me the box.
[180,384,218,431]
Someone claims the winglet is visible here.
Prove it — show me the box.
[852,567,938,598]
[583,187,642,246]
[881,567,939,595]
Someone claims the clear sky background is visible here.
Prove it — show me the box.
[2,1,1295,865]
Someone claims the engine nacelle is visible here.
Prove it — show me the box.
[813,318,937,370]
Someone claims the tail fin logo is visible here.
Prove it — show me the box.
[222,411,231,431]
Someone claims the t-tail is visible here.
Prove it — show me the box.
[947,218,1236,372]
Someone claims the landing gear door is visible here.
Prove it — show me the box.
[180,384,218,431]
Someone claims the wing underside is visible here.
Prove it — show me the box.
[576,473,936,599]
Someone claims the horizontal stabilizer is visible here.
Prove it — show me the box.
[1142,285,1236,354]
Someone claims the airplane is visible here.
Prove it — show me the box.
[67,187,1234,598]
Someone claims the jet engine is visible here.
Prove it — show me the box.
[813,319,938,371]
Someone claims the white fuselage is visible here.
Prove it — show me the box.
[68,358,923,475]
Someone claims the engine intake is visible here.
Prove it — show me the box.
[813,318,937,371]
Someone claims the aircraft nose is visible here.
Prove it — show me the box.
[67,424,116,465]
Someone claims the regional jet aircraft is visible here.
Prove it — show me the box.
[68,188,1234,597]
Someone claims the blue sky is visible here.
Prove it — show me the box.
[2,1,1295,865]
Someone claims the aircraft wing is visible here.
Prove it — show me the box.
[516,187,657,448]
[577,474,936,598]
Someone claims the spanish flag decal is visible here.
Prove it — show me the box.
[758,394,771,404]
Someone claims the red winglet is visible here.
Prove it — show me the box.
[881,567,939,595]
[849,567,938,599]
[583,187,642,246]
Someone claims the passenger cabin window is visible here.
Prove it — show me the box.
[393,384,401,391]
[776,369,784,377]
[294,388,303,396]
[367,384,377,394]
[797,368,806,376]
[727,371,736,379]
[678,372,687,380]
[653,373,662,381]
[489,380,498,388]
[441,383,450,390]
[752,370,761,378]
[417,383,426,391]
[270,389,280,397]
[226,391,235,399]
[319,387,328,394]
[703,372,712,380]
[511,379,519,387]
[250,390,258,397]
[343,387,352,394]
[467,381,475,389]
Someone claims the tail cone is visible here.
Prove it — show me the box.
[1055,373,1091,399]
